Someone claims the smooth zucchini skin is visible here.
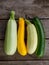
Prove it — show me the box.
[25,19,38,54]
[27,23,38,54]
[4,11,17,55]
[17,18,27,56]
[32,17,45,57]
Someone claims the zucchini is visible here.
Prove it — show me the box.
[25,19,38,54]
[4,11,17,55]
[17,18,27,56]
[32,17,45,57]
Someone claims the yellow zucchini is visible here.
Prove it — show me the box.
[18,18,27,56]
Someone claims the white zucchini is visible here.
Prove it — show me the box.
[26,19,38,54]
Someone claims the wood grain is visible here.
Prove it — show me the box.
[0,0,49,19]
[0,61,49,65]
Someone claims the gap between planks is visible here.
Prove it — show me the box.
[0,17,49,20]
[0,60,49,65]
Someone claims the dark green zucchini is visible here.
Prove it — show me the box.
[32,17,45,57]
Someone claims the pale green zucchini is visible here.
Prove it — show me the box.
[4,11,17,55]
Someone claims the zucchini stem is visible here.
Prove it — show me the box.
[25,19,31,24]
[10,11,15,20]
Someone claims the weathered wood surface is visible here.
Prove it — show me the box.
[0,0,49,65]
[0,61,49,65]
[0,0,49,19]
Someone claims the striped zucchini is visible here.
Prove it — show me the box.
[32,17,45,57]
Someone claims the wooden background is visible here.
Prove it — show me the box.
[0,0,49,65]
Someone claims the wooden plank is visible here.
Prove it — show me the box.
[0,61,49,65]
[41,19,49,38]
[0,39,48,61]
[0,0,49,19]
[0,19,49,40]
[0,0,49,6]
[33,0,49,5]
